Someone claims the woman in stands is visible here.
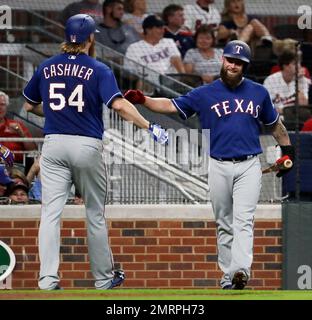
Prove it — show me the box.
[217,0,272,46]
[123,0,148,36]
[183,24,223,84]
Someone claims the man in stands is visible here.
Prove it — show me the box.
[60,0,103,25]
[162,4,195,59]
[95,0,140,55]
[0,91,36,164]
[264,51,310,115]
[125,15,185,92]
[183,0,221,32]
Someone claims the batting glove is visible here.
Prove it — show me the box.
[124,89,146,104]
[276,145,295,177]
[148,123,169,145]
[0,144,14,167]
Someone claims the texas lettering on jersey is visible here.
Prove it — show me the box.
[210,99,260,118]
[140,47,170,64]
[172,78,279,158]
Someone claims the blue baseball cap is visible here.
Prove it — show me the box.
[0,165,13,185]
[65,14,99,44]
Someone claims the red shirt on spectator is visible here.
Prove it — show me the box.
[0,118,33,162]
[301,118,312,132]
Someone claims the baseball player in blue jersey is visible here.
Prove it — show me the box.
[124,40,295,290]
[23,14,168,290]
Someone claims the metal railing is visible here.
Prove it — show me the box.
[0,8,291,203]
[0,134,285,203]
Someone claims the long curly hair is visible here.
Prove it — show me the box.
[221,0,246,22]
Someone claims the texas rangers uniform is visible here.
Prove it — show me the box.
[172,78,279,287]
[23,47,122,290]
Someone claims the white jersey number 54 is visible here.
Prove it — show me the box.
[49,83,84,112]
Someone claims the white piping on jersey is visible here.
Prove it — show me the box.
[263,113,279,126]
[172,99,187,119]
[106,92,123,108]
[22,91,41,104]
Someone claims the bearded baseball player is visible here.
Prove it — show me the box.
[23,14,168,290]
[124,40,295,289]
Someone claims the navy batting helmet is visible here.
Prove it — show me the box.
[223,40,251,64]
[65,14,99,44]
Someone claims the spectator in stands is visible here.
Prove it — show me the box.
[74,189,84,205]
[271,39,311,81]
[7,181,29,204]
[184,24,223,83]
[301,117,312,132]
[95,0,141,55]
[125,15,185,92]
[263,51,310,114]
[218,0,272,46]
[26,156,42,202]
[59,0,103,25]
[0,165,13,198]
[162,4,195,59]
[10,167,30,187]
[0,91,36,164]
[183,0,221,32]
[123,0,148,35]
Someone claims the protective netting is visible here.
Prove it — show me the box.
[1,0,312,203]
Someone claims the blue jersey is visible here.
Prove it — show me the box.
[172,78,279,158]
[23,53,122,140]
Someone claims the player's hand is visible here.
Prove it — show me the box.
[0,144,14,167]
[124,89,146,104]
[276,145,295,177]
[148,123,169,145]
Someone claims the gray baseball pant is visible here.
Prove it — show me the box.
[38,134,114,290]
[208,156,262,288]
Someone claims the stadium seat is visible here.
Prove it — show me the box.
[273,24,306,42]
[282,105,312,131]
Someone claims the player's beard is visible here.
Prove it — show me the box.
[88,38,96,58]
[220,64,244,88]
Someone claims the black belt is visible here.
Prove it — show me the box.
[211,155,257,162]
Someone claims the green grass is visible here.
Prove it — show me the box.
[1,289,312,300]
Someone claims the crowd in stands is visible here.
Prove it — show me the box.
[53,0,312,112]
[1,0,312,204]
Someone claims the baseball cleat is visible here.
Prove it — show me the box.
[222,284,233,289]
[232,270,248,290]
[108,269,125,289]
[52,284,63,290]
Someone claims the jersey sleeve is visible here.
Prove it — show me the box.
[23,69,42,104]
[172,87,201,120]
[259,88,279,125]
[98,67,122,108]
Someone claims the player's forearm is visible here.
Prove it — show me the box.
[23,102,44,117]
[112,98,149,129]
[271,118,291,146]
[144,97,176,114]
